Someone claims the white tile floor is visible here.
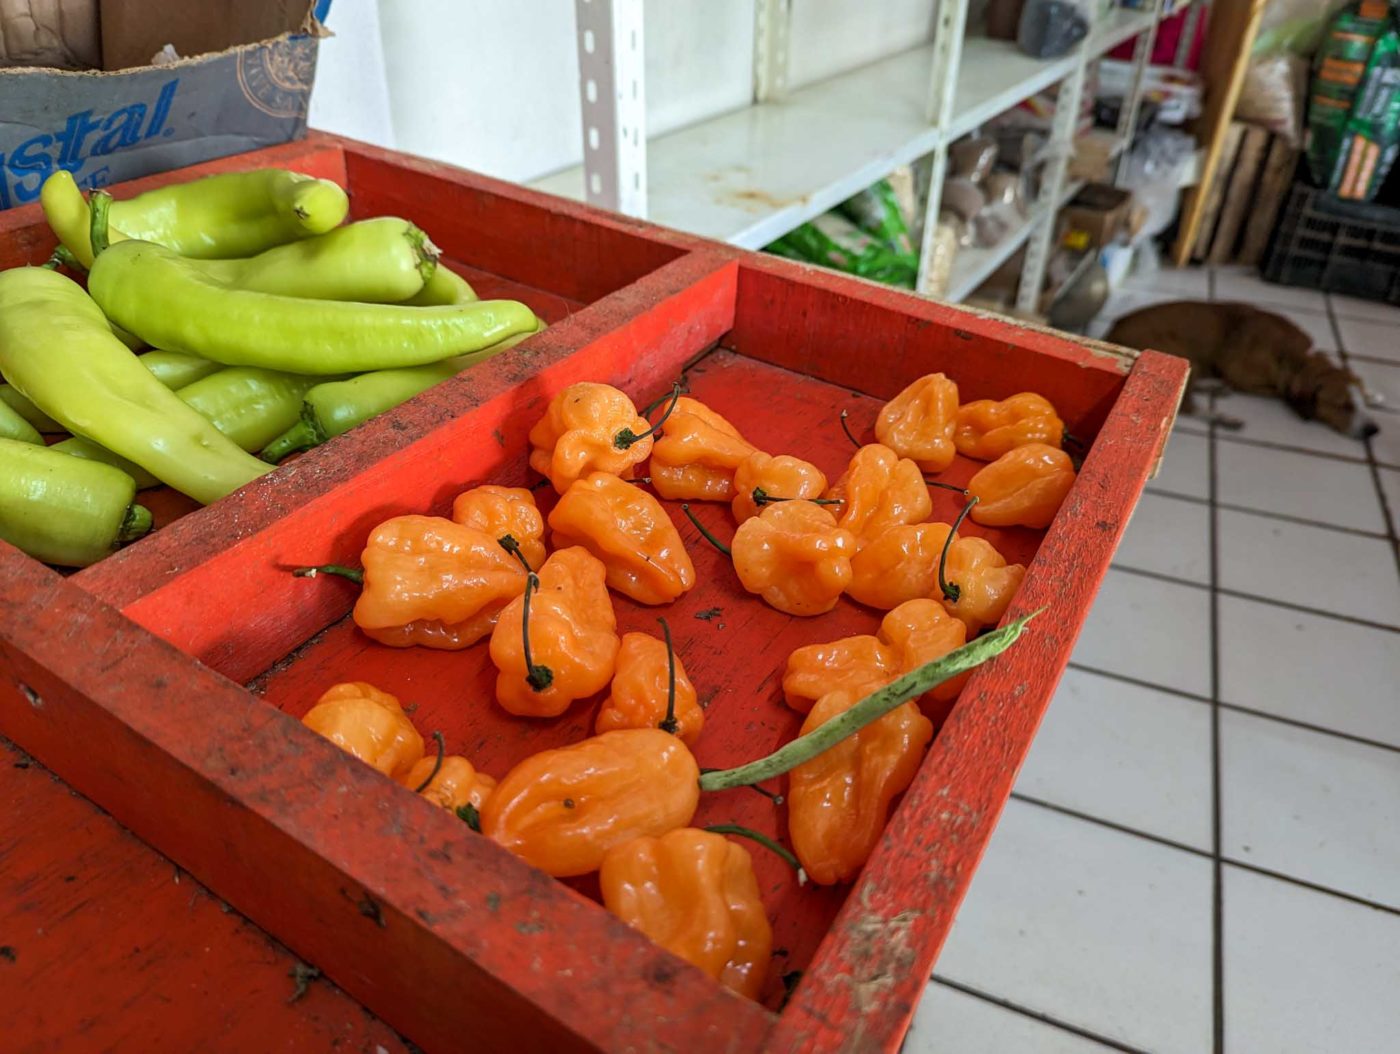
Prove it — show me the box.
[906,266,1400,1054]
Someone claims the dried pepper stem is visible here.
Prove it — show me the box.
[839,409,861,448]
[923,478,970,495]
[293,564,364,585]
[681,503,732,556]
[616,381,683,449]
[412,731,446,793]
[657,616,679,736]
[704,823,805,881]
[698,610,1039,791]
[497,533,552,690]
[937,495,980,603]
[751,487,843,507]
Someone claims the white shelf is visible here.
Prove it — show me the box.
[533,10,1159,251]
[945,178,1085,302]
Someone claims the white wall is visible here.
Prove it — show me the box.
[308,0,396,148]
[310,0,937,182]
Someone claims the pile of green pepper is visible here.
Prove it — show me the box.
[0,167,544,568]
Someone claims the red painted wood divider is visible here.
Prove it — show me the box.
[0,134,1188,1052]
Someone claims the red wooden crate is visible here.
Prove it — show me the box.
[0,140,1187,1053]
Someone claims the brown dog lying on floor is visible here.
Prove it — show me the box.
[1106,300,1381,438]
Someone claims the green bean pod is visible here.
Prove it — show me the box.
[89,238,538,375]
[400,264,478,306]
[42,168,350,266]
[51,436,161,490]
[0,397,42,444]
[0,438,153,567]
[0,268,271,505]
[260,323,543,463]
[189,217,437,301]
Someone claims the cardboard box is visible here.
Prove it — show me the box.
[0,1,326,210]
[1061,183,1134,251]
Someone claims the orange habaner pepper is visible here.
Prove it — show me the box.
[451,484,547,570]
[299,516,527,650]
[953,392,1064,461]
[845,521,954,610]
[649,397,757,502]
[879,598,969,706]
[967,443,1077,529]
[482,728,700,877]
[528,382,657,494]
[596,624,705,746]
[400,755,497,815]
[489,546,620,717]
[548,471,695,605]
[826,443,932,542]
[874,373,960,474]
[787,687,933,885]
[601,828,772,1000]
[302,682,424,780]
[782,634,899,713]
[939,533,1026,635]
[731,451,829,524]
[730,500,855,616]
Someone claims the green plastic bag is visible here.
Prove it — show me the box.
[1306,0,1400,201]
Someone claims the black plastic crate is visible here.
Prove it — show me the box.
[1262,182,1400,304]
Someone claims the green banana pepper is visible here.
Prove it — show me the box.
[88,236,538,375]
[0,349,218,434]
[51,436,160,490]
[0,268,271,505]
[400,264,478,306]
[191,217,437,301]
[176,367,325,452]
[0,396,42,445]
[42,168,349,266]
[0,438,153,567]
[260,323,543,463]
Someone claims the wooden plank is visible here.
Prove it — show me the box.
[0,737,407,1053]
[1173,0,1271,265]
[1209,125,1271,264]
[1238,135,1301,268]
[1193,121,1245,261]
[768,349,1189,1053]
[0,554,777,1054]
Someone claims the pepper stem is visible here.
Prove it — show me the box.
[292,564,364,585]
[937,496,980,603]
[46,245,87,274]
[704,824,806,882]
[681,504,731,556]
[520,571,554,692]
[839,409,862,449]
[413,731,446,793]
[456,802,481,831]
[406,224,440,285]
[614,382,682,449]
[260,415,327,464]
[923,478,970,495]
[117,503,154,545]
[497,534,533,574]
[641,379,687,417]
[698,611,1039,792]
[657,616,679,735]
[89,191,112,257]
[699,770,784,804]
[751,487,843,507]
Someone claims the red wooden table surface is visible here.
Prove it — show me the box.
[0,737,405,1054]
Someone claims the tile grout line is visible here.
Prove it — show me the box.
[927,976,1151,1054]
[1141,486,1392,541]
[1326,295,1400,582]
[1007,793,1400,919]
[1206,388,1226,1054]
[1105,563,1400,634]
[1174,423,1398,471]
[1064,661,1400,757]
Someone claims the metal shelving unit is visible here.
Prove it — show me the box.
[533,0,1185,308]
